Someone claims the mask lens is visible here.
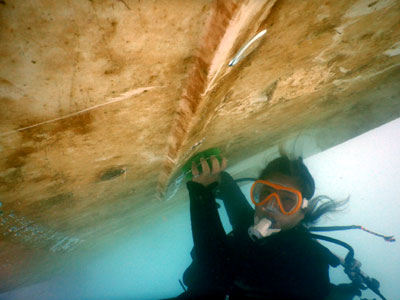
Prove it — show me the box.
[277,190,299,212]
[253,182,274,204]
[252,182,301,214]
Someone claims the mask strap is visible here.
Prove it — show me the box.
[302,199,308,209]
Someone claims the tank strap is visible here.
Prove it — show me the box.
[308,225,395,242]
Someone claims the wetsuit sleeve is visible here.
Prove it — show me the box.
[218,172,254,234]
[186,181,232,272]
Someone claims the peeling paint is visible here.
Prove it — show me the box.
[274,66,333,101]
[94,155,117,162]
[384,41,400,57]
[340,67,350,73]
[333,63,400,87]
[313,19,357,63]
[164,172,185,202]
[344,0,395,18]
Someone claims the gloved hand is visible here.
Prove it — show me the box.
[344,258,363,283]
[343,257,371,291]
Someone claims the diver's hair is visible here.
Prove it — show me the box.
[258,155,315,200]
[302,195,349,226]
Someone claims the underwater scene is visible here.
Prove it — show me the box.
[1,118,399,300]
[1,1,400,299]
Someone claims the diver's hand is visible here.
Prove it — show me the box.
[191,156,227,187]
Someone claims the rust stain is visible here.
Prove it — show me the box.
[28,192,74,211]
[5,147,35,169]
[0,167,23,192]
[57,112,94,136]
[11,111,94,143]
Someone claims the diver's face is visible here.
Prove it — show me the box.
[254,173,305,231]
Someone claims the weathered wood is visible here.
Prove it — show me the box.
[0,0,399,292]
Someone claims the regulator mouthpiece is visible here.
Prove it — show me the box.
[248,218,281,241]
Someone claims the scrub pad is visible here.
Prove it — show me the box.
[182,148,222,180]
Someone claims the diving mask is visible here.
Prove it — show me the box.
[250,180,308,215]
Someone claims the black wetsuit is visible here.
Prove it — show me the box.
[177,172,341,300]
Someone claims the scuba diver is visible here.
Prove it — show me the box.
[166,153,393,300]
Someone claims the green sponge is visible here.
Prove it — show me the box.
[182,148,222,180]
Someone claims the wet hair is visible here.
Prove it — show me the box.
[259,156,315,199]
[302,195,348,225]
[259,155,348,226]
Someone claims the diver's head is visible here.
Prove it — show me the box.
[252,156,315,232]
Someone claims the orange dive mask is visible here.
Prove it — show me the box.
[250,180,307,215]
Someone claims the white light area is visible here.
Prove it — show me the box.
[1,117,399,300]
[303,117,400,300]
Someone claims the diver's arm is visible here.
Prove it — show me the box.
[218,172,254,234]
[187,181,232,268]
[186,155,234,282]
